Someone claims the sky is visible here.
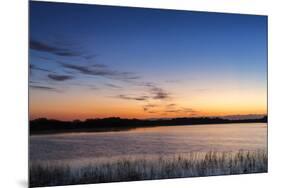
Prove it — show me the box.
[29,1,267,120]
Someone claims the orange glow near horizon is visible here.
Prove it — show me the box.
[29,83,267,121]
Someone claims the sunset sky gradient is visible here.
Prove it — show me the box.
[29,1,267,120]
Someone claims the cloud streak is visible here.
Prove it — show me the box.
[30,39,82,57]
[30,64,52,73]
[105,83,122,89]
[141,82,171,100]
[61,63,140,81]
[143,104,157,112]
[117,95,149,101]
[165,107,198,114]
[141,101,198,116]
[48,74,74,81]
[29,85,58,92]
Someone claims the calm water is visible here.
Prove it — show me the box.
[30,123,267,161]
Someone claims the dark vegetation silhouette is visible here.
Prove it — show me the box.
[30,116,267,134]
[30,150,267,187]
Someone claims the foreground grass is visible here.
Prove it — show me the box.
[30,150,267,187]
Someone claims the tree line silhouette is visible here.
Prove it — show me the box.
[29,116,267,134]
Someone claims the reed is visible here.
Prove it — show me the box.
[29,150,267,187]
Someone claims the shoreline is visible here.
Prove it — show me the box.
[30,121,267,135]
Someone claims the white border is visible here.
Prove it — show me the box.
[1,0,281,188]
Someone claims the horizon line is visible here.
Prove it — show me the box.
[30,114,267,122]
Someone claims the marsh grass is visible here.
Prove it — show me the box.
[29,150,267,187]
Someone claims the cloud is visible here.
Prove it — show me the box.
[117,94,149,101]
[88,86,99,90]
[165,107,198,114]
[165,110,181,113]
[115,82,171,114]
[148,111,157,114]
[29,85,58,92]
[69,83,99,90]
[48,74,74,81]
[105,83,122,89]
[91,64,107,68]
[29,80,40,84]
[30,64,52,73]
[166,103,176,107]
[141,101,198,116]
[37,56,52,61]
[152,88,169,100]
[61,63,140,81]
[143,104,157,112]
[61,63,92,74]
[84,54,98,60]
[181,107,197,113]
[142,82,171,100]
[30,39,82,57]
[144,104,157,108]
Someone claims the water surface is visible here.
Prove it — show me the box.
[30,123,267,161]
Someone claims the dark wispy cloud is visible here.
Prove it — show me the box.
[88,86,99,90]
[48,74,74,81]
[84,54,98,60]
[90,63,107,68]
[29,85,59,92]
[148,111,157,114]
[152,88,169,100]
[117,94,149,101]
[30,64,52,73]
[165,107,198,114]
[166,103,176,107]
[116,82,171,112]
[37,56,52,61]
[141,82,171,100]
[105,83,122,89]
[61,63,92,74]
[61,63,140,81]
[68,82,99,90]
[165,110,181,113]
[29,80,40,84]
[30,39,82,57]
[143,104,157,112]
[144,104,157,108]
[181,107,197,113]
[141,101,198,116]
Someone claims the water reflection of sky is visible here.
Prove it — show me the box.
[30,123,267,161]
